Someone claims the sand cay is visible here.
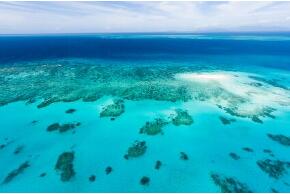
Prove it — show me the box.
[176,71,290,122]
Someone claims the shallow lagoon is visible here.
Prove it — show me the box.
[0,34,290,192]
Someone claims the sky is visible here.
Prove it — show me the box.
[0,1,290,34]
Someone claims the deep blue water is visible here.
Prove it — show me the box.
[0,33,290,70]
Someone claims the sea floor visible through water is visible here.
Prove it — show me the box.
[0,55,290,192]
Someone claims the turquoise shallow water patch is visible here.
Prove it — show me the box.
[0,96,289,192]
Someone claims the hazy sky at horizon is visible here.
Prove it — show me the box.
[0,1,290,34]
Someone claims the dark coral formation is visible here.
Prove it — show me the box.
[268,134,290,146]
[0,144,5,149]
[229,152,240,160]
[217,105,276,124]
[31,120,38,124]
[2,161,30,184]
[47,123,60,131]
[257,159,290,179]
[263,149,272,153]
[14,145,24,155]
[263,149,275,157]
[155,160,162,170]
[0,140,14,150]
[65,109,76,114]
[47,122,81,133]
[55,152,75,182]
[172,109,193,126]
[140,176,150,186]
[180,152,189,160]
[89,175,96,182]
[139,119,168,135]
[105,166,113,175]
[100,99,125,118]
[271,188,279,193]
[124,140,147,159]
[211,173,252,192]
[242,147,254,152]
[219,116,236,125]
[249,75,288,90]
[249,82,263,87]
[252,116,263,124]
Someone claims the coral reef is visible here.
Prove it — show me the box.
[229,152,240,160]
[47,122,81,133]
[263,149,274,157]
[31,120,38,124]
[14,145,24,155]
[155,160,162,170]
[172,109,193,126]
[2,161,30,184]
[65,109,76,114]
[140,176,150,186]
[139,119,168,135]
[268,134,290,146]
[39,172,46,177]
[217,105,276,124]
[89,175,96,182]
[47,123,60,131]
[211,173,252,192]
[105,166,113,175]
[219,116,236,125]
[242,147,254,152]
[100,99,125,118]
[55,152,75,182]
[0,61,192,108]
[0,140,14,150]
[124,140,147,159]
[180,152,189,160]
[249,75,288,90]
[257,159,290,179]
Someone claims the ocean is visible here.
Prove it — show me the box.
[0,33,290,192]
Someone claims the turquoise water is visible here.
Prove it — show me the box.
[0,34,290,192]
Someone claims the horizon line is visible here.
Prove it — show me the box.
[1,31,290,36]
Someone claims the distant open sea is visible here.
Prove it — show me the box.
[0,33,290,192]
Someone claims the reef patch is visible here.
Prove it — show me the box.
[105,166,113,175]
[172,109,193,126]
[155,160,162,170]
[242,147,254,152]
[124,140,147,159]
[263,149,275,157]
[55,152,75,182]
[2,161,30,184]
[89,175,96,182]
[249,75,288,90]
[267,134,290,147]
[14,145,24,155]
[140,176,150,186]
[47,122,81,133]
[180,152,189,160]
[257,159,290,179]
[65,109,76,114]
[211,172,252,192]
[139,119,168,135]
[100,99,125,118]
[219,116,236,125]
[229,152,240,160]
